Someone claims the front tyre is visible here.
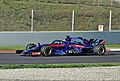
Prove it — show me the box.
[93,45,106,55]
[26,43,37,50]
[41,46,53,57]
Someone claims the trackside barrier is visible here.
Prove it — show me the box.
[0,31,120,46]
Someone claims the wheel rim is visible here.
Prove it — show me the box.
[100,47,105,54]
[98,46,105,55]
[45,47,52,55]
[43,46,52,56]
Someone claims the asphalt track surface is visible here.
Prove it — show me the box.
[0,52,120,64]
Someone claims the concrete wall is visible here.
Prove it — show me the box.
[0,31,120,46]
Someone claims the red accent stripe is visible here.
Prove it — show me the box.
[32,52,41,56]
[49,44,64,47]
[69,44,85,48]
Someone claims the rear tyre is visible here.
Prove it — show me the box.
[41,45,53,57]
[26,43,36,50]
[93,45,106,55]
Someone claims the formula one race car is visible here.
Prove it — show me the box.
[16,36,106,56]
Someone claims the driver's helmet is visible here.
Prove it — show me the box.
[65,36,71,41]
[84,39,89,44]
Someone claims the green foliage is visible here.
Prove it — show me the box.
[0,0,120,31]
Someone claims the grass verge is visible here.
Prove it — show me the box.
[0,46,25,50]
[0,63,120,69]
[106,45,120,48]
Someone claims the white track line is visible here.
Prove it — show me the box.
[107,48,120,52]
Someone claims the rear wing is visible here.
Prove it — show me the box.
[89,39,106,46]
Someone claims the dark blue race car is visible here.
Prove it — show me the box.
[16,36,106,56]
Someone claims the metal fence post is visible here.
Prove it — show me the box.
[93,0,96,5]
[78,0,80,4]
[98,0,100,6]
[72,10,75,31]
[109,10,112,31]
[111,0,113,6]
[31,9,34,32]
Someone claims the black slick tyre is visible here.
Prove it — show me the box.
[93,45,106,55]
[41,45,53,57]
[26,43,36,50]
